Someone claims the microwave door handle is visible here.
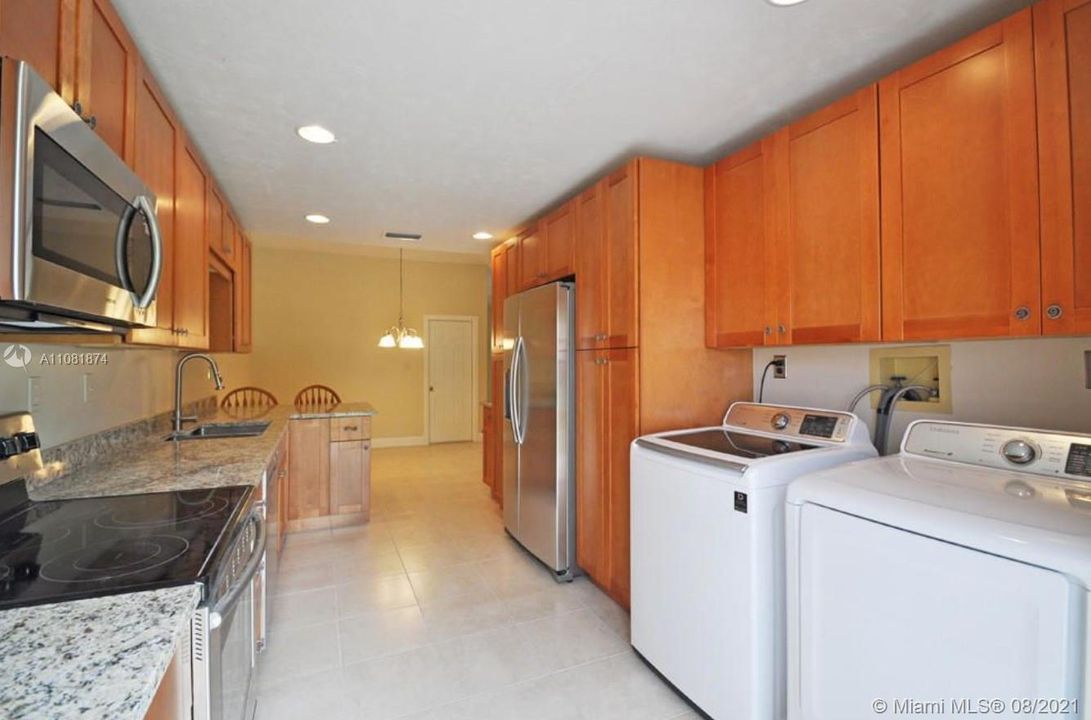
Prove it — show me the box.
[114,204,137,294]
[133,195,162,309]
[208,508,266,630]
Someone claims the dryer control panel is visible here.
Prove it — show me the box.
[724,403,855,443]
[903,420,1091,481]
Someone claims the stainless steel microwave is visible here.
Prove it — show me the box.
[0,57,162,331]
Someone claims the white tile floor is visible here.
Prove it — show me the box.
[255,442,696,720]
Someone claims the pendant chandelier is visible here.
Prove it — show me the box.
[378,249,424,349]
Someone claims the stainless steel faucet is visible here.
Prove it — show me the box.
[173,353,225,434]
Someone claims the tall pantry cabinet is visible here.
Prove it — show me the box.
[490,157,752,608]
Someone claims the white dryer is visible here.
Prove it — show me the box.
[631,402,875,720]
[786,420,1091,720]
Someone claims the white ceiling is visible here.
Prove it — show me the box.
[113,0,1028,257]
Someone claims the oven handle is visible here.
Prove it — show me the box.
[208,507,266,630]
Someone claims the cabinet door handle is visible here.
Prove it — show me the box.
[1013,306,1031,321]
[764,326,772,336]
[1046,304,1064,320]
[594,333,608,341]
[777,325,786,334]
[343,425,358,432]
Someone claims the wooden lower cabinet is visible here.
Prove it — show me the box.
[287,416,371,530]
[288,418,330,522]
[143,633,192,720]
[488,355,505,503]
[481,402,494,492]
[329,439,371,518]
[576,348,638,608]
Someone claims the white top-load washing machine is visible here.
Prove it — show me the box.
[631,402,876,720]
[786,419,1091,720]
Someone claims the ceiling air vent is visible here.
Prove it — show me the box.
[384,231,422,242]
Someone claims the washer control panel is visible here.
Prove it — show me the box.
[904,421,1091,480]
[724,403,854,442]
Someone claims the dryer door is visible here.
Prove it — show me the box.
[790,504,1080,720]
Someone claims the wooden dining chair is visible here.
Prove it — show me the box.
[294,384,341,407]
[221,386,279,410]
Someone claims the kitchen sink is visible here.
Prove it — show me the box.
[166,421,271,441]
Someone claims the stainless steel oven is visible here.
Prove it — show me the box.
[0,57,162,331]
[192,501,266,720]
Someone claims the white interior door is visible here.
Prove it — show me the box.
[427,317,475,443]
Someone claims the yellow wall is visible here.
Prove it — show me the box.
[242,245,489,440]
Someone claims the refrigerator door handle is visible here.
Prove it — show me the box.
[509,336,525,445]
[517,335,530,443]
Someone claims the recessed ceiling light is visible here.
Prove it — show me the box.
[296,125,336,144]
[473,231,494,241]
[766,0,808,5]
[305,214,330,224]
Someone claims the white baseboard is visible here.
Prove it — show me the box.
[371,435,428,448]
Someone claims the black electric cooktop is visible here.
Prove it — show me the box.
[0,480,252,609]
[665,429,819,458]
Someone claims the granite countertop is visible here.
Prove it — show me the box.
[290,400,377,420]
[28,401,377,501]
[0,585,201,720]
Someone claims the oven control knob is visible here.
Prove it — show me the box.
[1001,439,1037,465]
[771,413,791,431]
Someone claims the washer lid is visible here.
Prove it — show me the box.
[788,455,1091,586]
[636,426,824,472]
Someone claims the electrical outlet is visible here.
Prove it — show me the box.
[82,373,94,403]
[27,377,42,410]
[773,355,787,379]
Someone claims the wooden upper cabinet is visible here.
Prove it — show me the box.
[602,162,639,348]
[173,142,208,348]
[235,235,252,352]
[775,85,881,345]
[1035,0,1091,334]
[575,182,606,349]
[705,140,775,348]
[207,187,224,259]
[879,10,1040,341]
[542,200,575,279]
[74,0,135,159]
[223,212,238,267]
[517,224,544,290]
[0,0,77,100]
[132,69,176,335]
[504,239,520,297]
[490,242,509,354]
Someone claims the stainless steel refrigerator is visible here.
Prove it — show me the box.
[502,282,575,580]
